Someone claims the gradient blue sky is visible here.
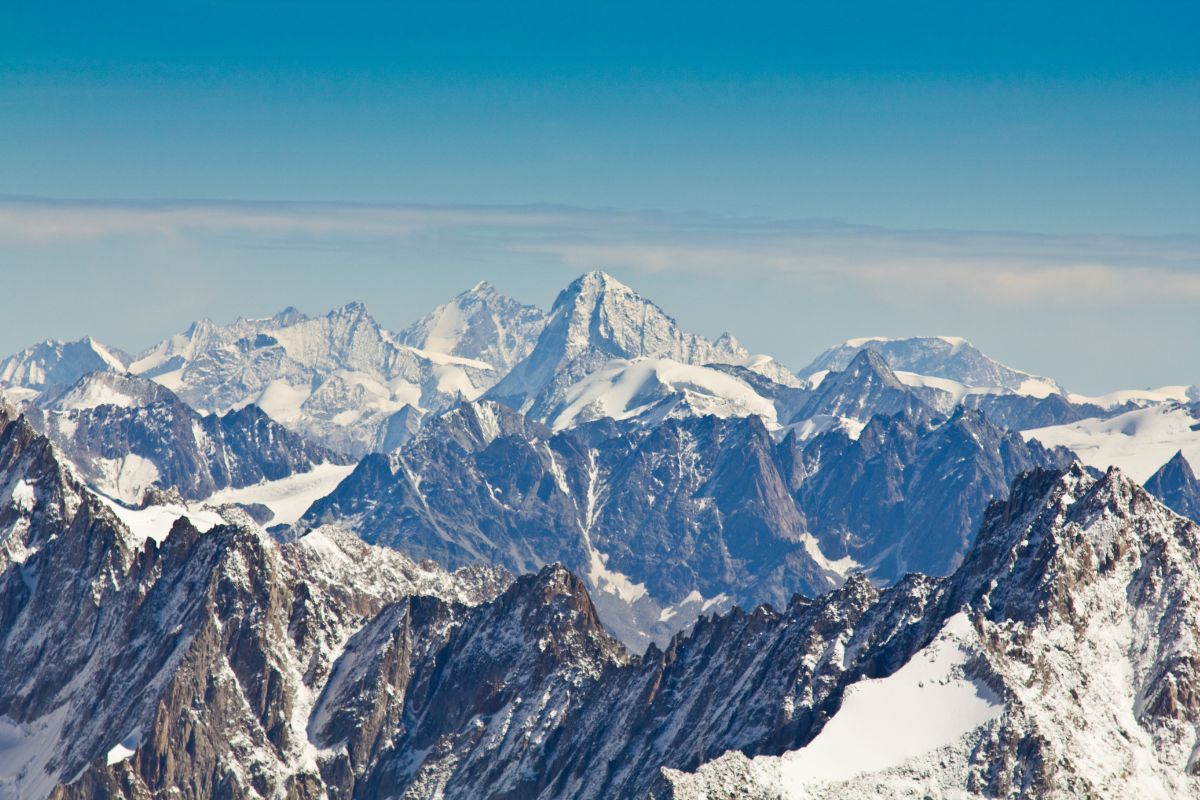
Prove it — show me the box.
[2,2,1198,391]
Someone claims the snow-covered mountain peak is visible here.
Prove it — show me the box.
[44,371,176,412]
[557,268,632,300]
[327,299,370,321]
[0,336,130,398]
[271,305,307,326]
[416,398,544,452]
[1145,449,1200,523]
[787,346,924,428]
[548,270,685,359]
[841,347,904,385]
[487,271,797,421]
[548,356,782,431]
[803,335,1063,397]
[398,280,546,373]
[712,331,746,356]
[674,464,1200,798]
[955,461,1195,615]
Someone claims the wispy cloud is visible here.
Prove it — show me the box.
[0,196,569,242]
[2,195,1197,306]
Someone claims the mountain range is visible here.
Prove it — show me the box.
[1,270,1199,798]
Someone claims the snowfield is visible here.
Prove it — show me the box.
[667,612,1002,797]
[200,462,357,525]
[96,494,225,544]
[1023,404,1200,482]
[551,357,778,431]
[773,613,1000,787]
[91,462,356,544]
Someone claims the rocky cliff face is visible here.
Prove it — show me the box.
[302,394,1062,650]
[397,281,548,374]
[25,373,349,503]
[670,465,1200,798]
[0,410,510,800]
[1145,450,1200,523]
[303,402,842,650]
[789,403,1069,580]
[5,402,1200,799]
[486,272,797,422]
[127,303,496,457]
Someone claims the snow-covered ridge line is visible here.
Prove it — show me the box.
[1024,403,1200,483]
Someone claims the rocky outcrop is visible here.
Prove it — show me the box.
[26,373,349,503]
[1145,450,1200,523]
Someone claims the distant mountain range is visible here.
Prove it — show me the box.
[1,271,1199,798]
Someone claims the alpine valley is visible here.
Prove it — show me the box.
[2,271,1199,799]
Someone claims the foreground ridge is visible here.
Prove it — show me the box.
[4,388,1200,798]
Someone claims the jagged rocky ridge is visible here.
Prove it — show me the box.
[1,274,1184,454]
[397,281,548,374]
[1,303,505,458]
[800,335,1063,395]
[23,372,350,504]
[785,400,1072,580]
[1145,450,1200,524]
[0,337,129,401]
[301,377,1064,649]
[0,408,511,799]
[799,336,1155,431]
[302,400,836,650]
[670,463,1200,798]
[6,398,1200,798]
[485,271,801,425]
[127,302,499,457]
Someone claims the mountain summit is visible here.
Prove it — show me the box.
[398,280,547,372]
[1145,450,1200,523]
[802,335,1063,396]
[486,271,792,420]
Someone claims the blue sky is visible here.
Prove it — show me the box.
[1,2,1198,391]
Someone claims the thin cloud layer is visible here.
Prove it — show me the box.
[2,195,1197,307]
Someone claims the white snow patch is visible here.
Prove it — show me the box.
[782,415,866,442]
[105,733,140,766]
[799,533,860,578]
[402,344,494,371]
[894,370,1059,400]
[53,381,141,411]
[0,705,71,800]
[805,369,830,390]
[386,378,423,409]
[1068,385,1200,410]
[894,371,982,402]
[432,365,484,399]
[552,357,777,431]
[254,379,312,425]
[1016,377,1059,399]
[95,493,225,544]
[745,612,1001,794]
[1024,404,1200,482]
[585,544,648,605]
[656,590,731,625]
[9,481,35,513]
[105,742,135,765]
[418,301,469,356]
[149,368,184,391]
[200,462,357,525]
[93,455,162,505]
